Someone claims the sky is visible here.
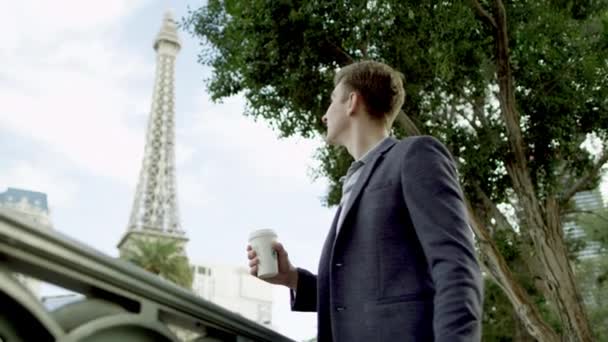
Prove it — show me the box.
[0,1,331,340]
[1,1,607,341]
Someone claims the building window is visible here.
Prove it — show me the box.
[196,266,212,276]
[257,303,271,325]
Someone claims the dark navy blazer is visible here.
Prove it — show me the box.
[291,136,483,341]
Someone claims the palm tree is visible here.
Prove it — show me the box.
[122,238,193,289]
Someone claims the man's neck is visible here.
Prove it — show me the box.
[345,129,389,160]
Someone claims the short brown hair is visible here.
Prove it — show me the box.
[334,60,405,126]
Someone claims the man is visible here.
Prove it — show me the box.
[247,61,482,341]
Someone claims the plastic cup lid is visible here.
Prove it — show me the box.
[248,229,277,241]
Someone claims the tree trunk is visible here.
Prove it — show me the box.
[396,110,421,136]
[488,0,594,340]
[514,313,537,342]
[467,201,561,341]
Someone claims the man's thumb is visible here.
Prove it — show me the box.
[273,242,289,266]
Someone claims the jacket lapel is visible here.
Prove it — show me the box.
[320,205,341,273]
[335,138,398,235]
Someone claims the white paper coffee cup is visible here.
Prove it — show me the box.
[249,229,278,279]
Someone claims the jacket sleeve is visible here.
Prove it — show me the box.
[400,136,483,342]
[290,267,318,312]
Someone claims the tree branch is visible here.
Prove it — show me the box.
[474,183,515,232]
[493,0,534,199]
[395,110,422,136]
[481,2,595,338]
[561,148,608,205]
[360,41,369,59]
[469,0,497,29]
[465,200,560,341]
[471,92,490,128]
[494,0,519,136]
[328,41,355,65]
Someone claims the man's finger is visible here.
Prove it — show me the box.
[247,250,256,259]
[248,257,259,268]
[249,265,258,276]
[273,241,287,257]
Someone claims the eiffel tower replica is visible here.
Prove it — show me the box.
[118,10,188,256]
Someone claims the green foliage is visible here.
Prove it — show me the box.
[184,0,608,336]
[482,279,517,341]
[311,144,353,206]
[493,229,521,264]
[122,238,193,289]
[483,226,565,339]
[509,1,608,199]
[184,0,608,206]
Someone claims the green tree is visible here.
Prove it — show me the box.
[481,199,607,341]
[122,238,193,289]
[184,1,608,340]
[483,279,522,342]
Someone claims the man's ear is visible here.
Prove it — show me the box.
[347,91,361,116]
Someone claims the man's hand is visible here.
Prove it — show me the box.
[247,241,298,289]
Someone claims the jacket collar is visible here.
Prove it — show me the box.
[336,137,398,234]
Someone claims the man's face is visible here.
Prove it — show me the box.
[322,82,351,145]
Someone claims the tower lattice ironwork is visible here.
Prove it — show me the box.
[118,10,187,253]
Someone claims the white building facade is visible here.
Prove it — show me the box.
[563,189,606,259]
[0,187,53,295]
[0,187,53,228]
[191,262,274,328]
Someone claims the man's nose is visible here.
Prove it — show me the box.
[321,115,327,125]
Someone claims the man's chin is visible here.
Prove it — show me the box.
[324,135,336,145]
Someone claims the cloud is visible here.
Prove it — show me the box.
[0,1,147,51]
[0,160,78,209]
[183,94,326,186]
[0,0,154,186]
[177,165,218,209]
